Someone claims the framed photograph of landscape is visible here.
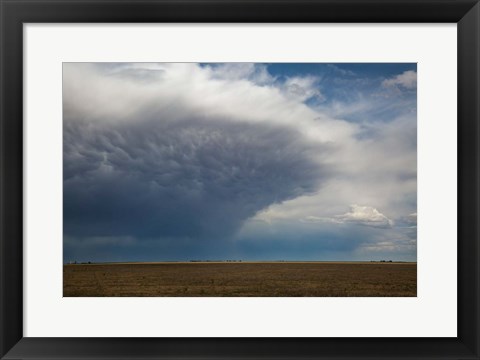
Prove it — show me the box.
[1,0,479,359]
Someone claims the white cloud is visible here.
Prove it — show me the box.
[327,64,356,77]
[406,212,417,223]
[303,205,394,228]
[335,205,394,227]
[398,212,417,228]
[282,75,323,102]
[249,110,417,226]
[206,63,275,85]
[382,70,417,89]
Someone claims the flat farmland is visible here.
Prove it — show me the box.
[63,262,416,297]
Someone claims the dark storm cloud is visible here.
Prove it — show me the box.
[63,114,329,242]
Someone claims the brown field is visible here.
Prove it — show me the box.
[63,262,416,297]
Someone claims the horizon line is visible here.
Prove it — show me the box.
[65,260,417,265]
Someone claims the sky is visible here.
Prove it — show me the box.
[63,63,417,263]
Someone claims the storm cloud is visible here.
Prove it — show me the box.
[63,63,336,248]
[64,115,328,240]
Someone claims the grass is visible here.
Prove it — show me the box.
[63,262,417,297]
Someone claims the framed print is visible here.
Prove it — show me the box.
[1,0,479,359]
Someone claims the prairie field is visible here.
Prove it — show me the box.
[63,262,416,297]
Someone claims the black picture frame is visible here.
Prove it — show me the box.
[1,1,479,359]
